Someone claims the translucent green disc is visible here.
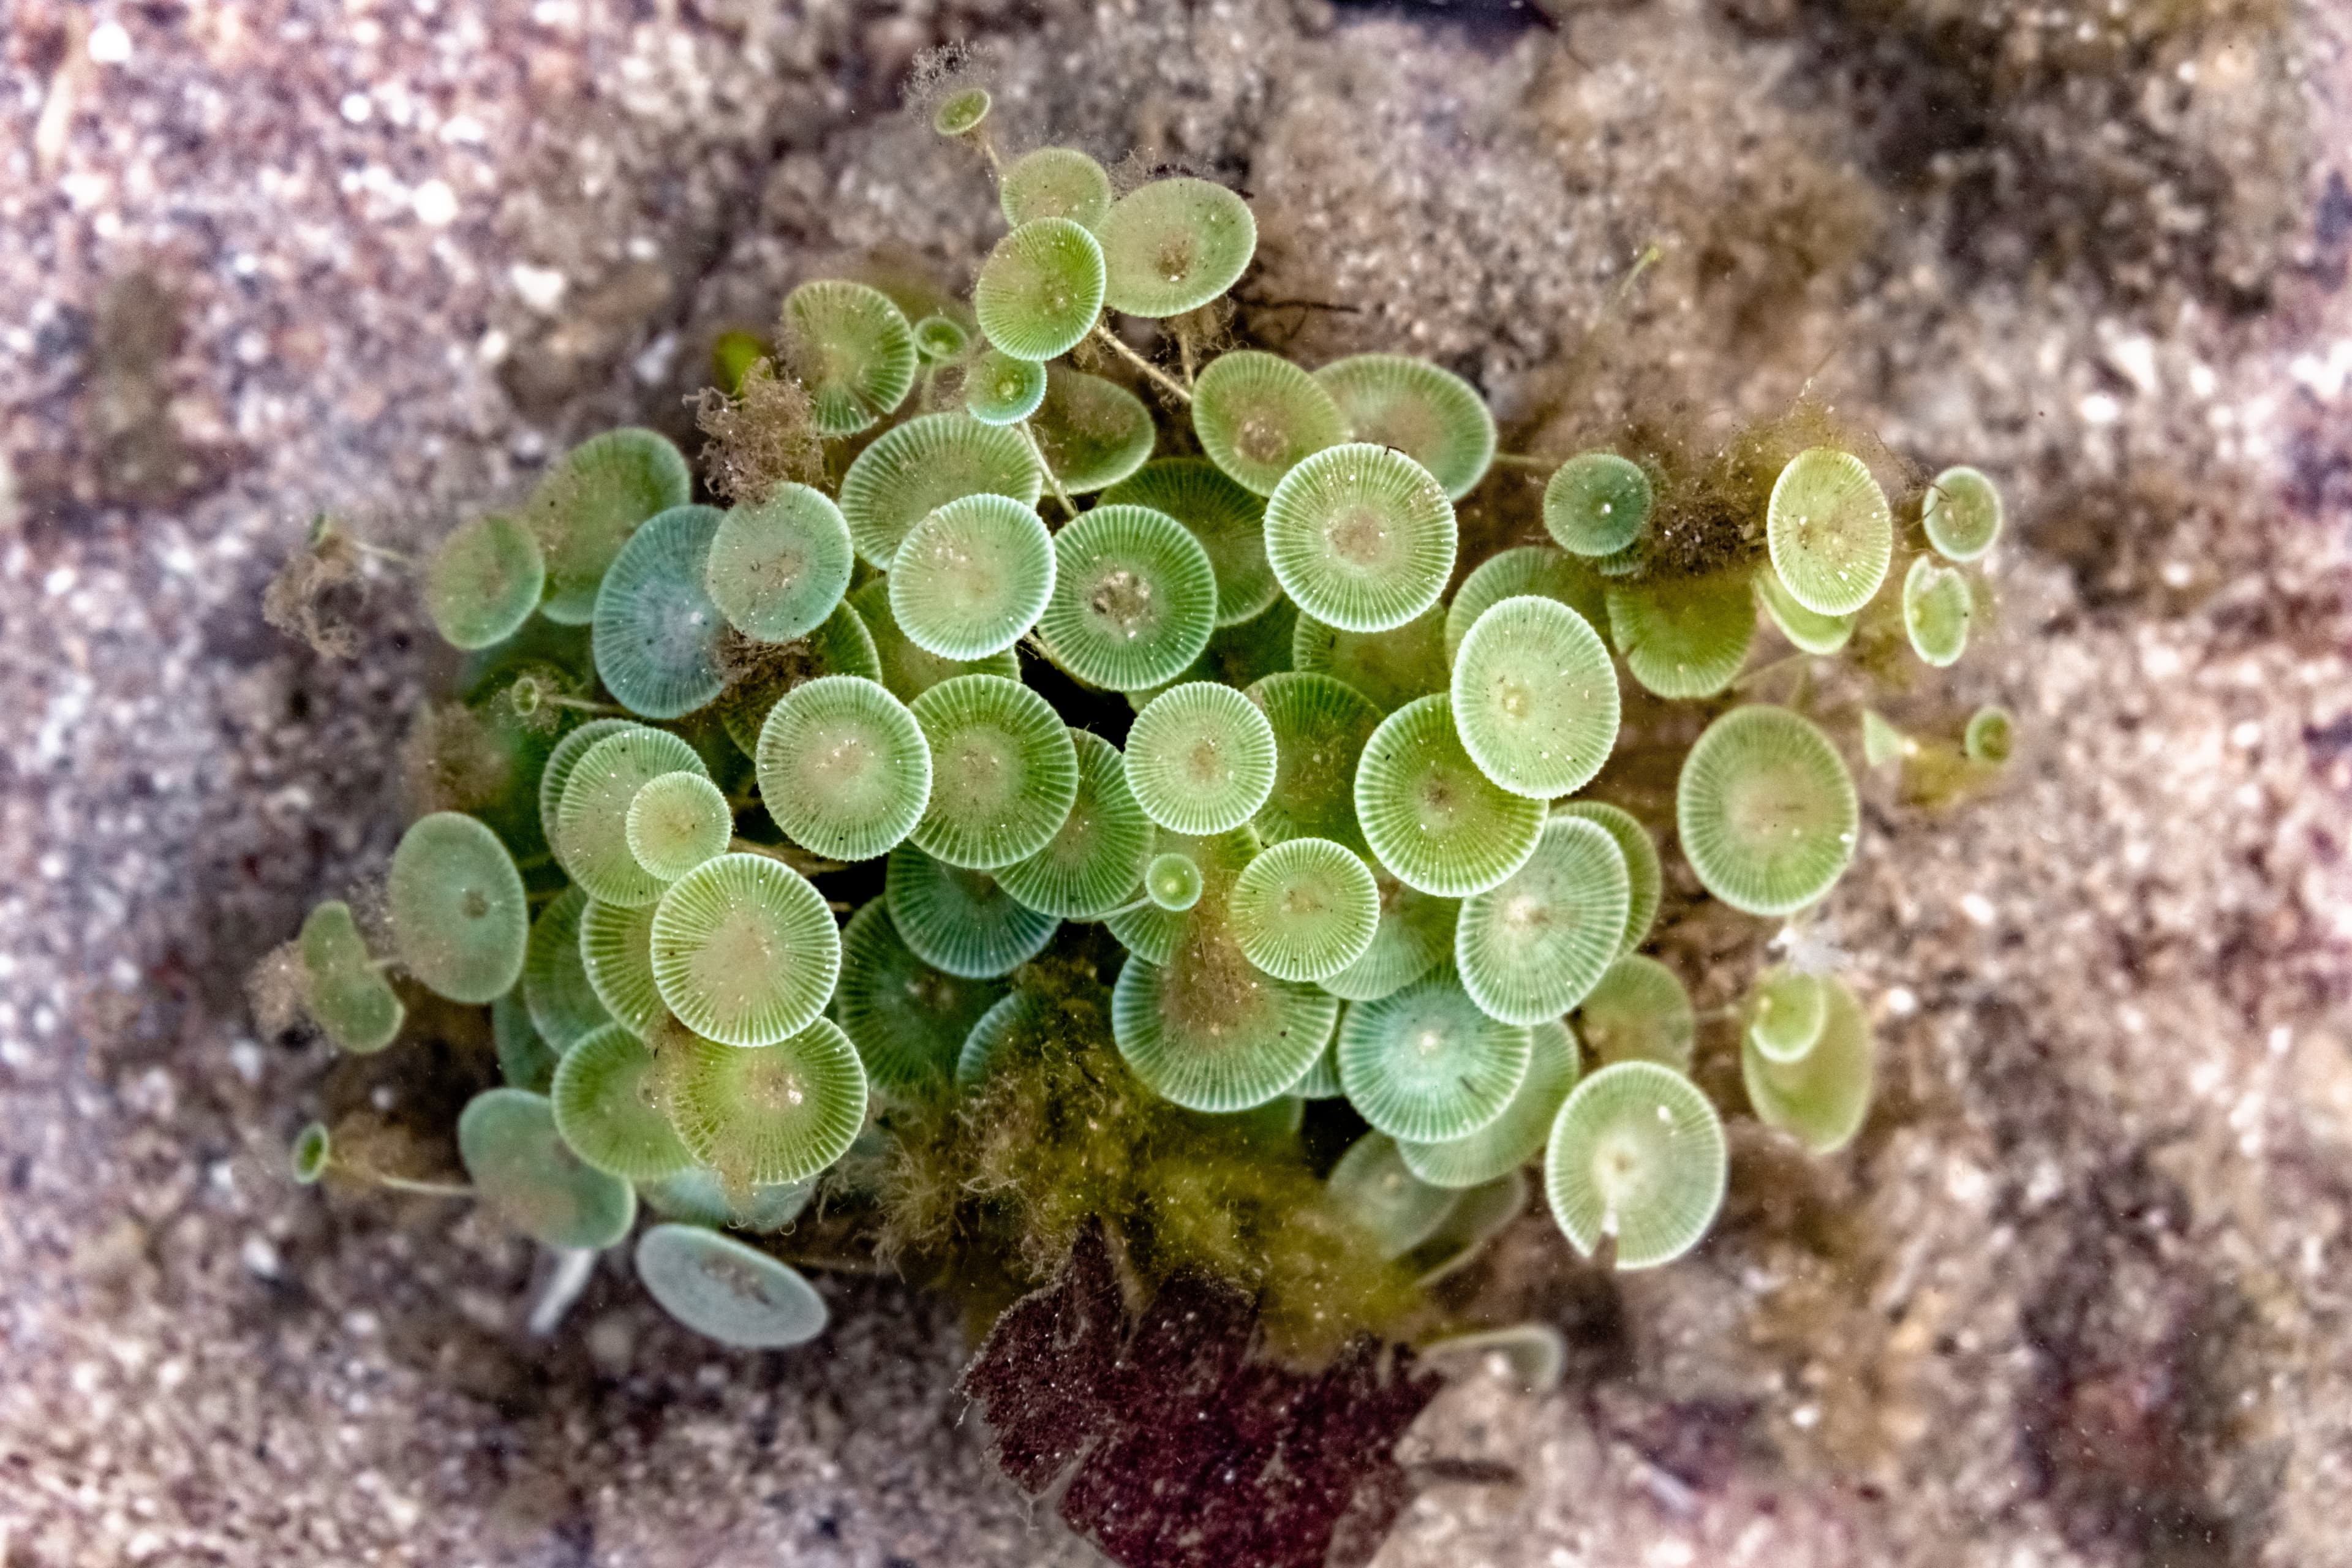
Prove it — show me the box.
[1922,464,2004,563]
[1193,350,1347,499]
[755,674,930,861]
[298,900,404,1053]
[1450,595,1620,800]
[1145,851,1205,912]
[1676,705,1858,916]
[1605,571,1756,699]
[834,900,1008,1093]
[1398,1019,1580,1189]
[580,897,663,1038]
[626,772,732,883]
[1246,672,1382,853]
[1337,969,1532,1144]
[1111,935,1340,1113]
[522,428,693,625]
[704,484,853,643]
[1744,964,1827,1064]
[1766,447,1892,617]
[1029,368,1156,494]
[1454,814,1630,1025]
[884,844,1060,979]
[1313,354,1496,502]
[1104,826,1258,964]
[780,279,918,437]
[1293,603,1450,714]
[1317,875,1459,1003]
[1444,546,1609,664]
[1544,1060,1725,1270]
[538,717,642,855]
[1902,554,1972,668]
[388,812,529,1004]
[1037,503,1217,692]
[426,513,545,650]
[1264,443,1453,631]
[913,314,970,363]
[1551,801,1661,954]
[1355,695,1544,897]
[1754,565,1856,656]
[1327,1132,1461,1259]
[1125,680,1279,835]
[635,1223,829,1349]
[523,885,615,1052]
[549,1022,696,1180]
[1575,954,1695,1071]
[1230,837,1380,983]
[649,853,840,1046]
[1742,974,1874,1153]
[666,1019,869,1187]
[557,727,708,906]
[1100,457,1275,626]
[963,348,1048,426]
[974,218,1106,363]
[996,729,1153,920]
[1965,704,2014,764]
[848,579,1019,703]
[1096,177,1257,318]
[837,413,1043,569]
[888,493,1055,660]
[457,1088,636,1251]
[1001,146,1114,230]
[907,675,1079,869]
[1861,709,1910,767]
[290,1121,331,1185]
[1543,452,1652,558]
[592,503,729,720]
[932,86,991,137]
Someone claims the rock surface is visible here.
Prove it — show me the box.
[2,0,2348,1564]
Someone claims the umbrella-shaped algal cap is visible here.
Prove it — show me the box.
[1544,452,1653,559]
[884,843,1059,979]
[1111,927,1340,1114]
[1355,695,1545,897]
[1575,954,1696,1072]
[962,347,1048,426]
[932,84,992,137]
[1965,704,2015,765]
[1229,836,1381,984]
[1316,873,1460,1003]
[522,885,614,1052]
[625,771,733,883]
[1125,680,1280,836]
[636,1223,829,1349]
[1545,1060,1725,1270]
[1096,176,1257,318]
[388,812,529,1004]
[1398,1017,1580,1189]
[838,413,1042,569]
[522,428,693,625]
[756,674,932,863]
[1106,824,1261,963]
[1677,704,1859,917]
[703,483,853,644]
[1454,813,1630,1027]
[1742,973,1875,1154]
[1860,709,1912,768]
[888,494,1057,662]
[1027,368,1157,495]
[1744,963,1828,1065]
[425,514,545,651]
[1000,146,1115,230]
[1193,350,1349,499]
[1922,464,2004,563]
[1338,968,1533,1144]
[1902,554,1972,668]
[1766,447,1893,617]
[457,1087,638,1251]
[1450,595,1621,801]
[1246,672,1382,853]
[1551,801,1661,955]
[537,717,640,854]
[974,218,1107,363]
[579,897,662,1039]
[1326,1131,1462,1260]
[913,314,970,364]
[1313,354,1497,502]
[298,899,405,1053]
[907,674,1080,869]
[591,504,729,720]
[1102,458,1277,627]
[1754,564,1856,657]
[1265,443,1456,631]
[1605,570,1756,700]
[834,900,1008,1095]
[649,853,840,1047]
[1036,503,1218,693]
[1444,546,1609,665]
[779,279,918,438]
[665,1018,869,1188]
[1145,850,1206,913]
[290,1121,333,1185]
[557,726,707,907]
[549,1022,697,1182]
[996,729,1153,921]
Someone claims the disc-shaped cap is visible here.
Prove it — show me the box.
[1575,954,1695,1071]
[974,218,1107,363]
[579,896,663,1038]
[1326,1131,1462,1259]
[1902,554,1972,668]
[1316,873,1460,1003]
[1125,680,1279,836]
[426,514,545,650]
[839,413,1043,569]
[1964,704,2013,764]
[649,853,840,1046]
[1001,146,1114,230]
[1104,825,1259,964]
[962,348,1048,426]
[1193,352,1348,499]
[665,1019,869,1187]
[549,1022,696,1180]
[592,504,729,719]
[932,86,991,137]
[636,1223,829,1348]
[1744,964,1828,1064]
[888,494,1056,660]
[1551,801,1660,954]
[1338,968,1533,1144]
[780,279,918,437]
[1741,973,1874,1153]
[538,717,641,855]
[1111,932,1340,1113]
[557,727,708,907]
[1265,443,1455,630]
[1922,464,2003,563]
[522,884,615,1052]
[1101,458,1276,626]
[1096,176,1257,318]
[1293,602,1450,713]
[704,484,853,643]
[457,1087,637,1250]
[755,674,931,862]
[1355,695,1544,897]
[1313,354,1497,502]
[1766,447,1893,617]
[884,844,1059,978]
[299,899,405,1052]
[1028,367,1157,494]
[1444,546,1609,665]
[1605,570,1756,700]
[1037,503,1217,692]
[913,315,968,364]
[1145,851,1205,911]
[1754,564,1856,657]
[388,812,529,1003]
[290,1121,332,1185]
[1450,595,1620,800]
[907,674,1080,869]
[996,728,1153,920]
[522,428,693,625]
[1544,452,1653,558]
[1454,814,1630,1025]
[1230,836,1380,983]
[1398,1018,1580,1189]
[626,772,733,883]
[834,900,1008,1094]
[1544,1060,1724,1270]
[1245,672,1383,853]
[1676,705,1858,917]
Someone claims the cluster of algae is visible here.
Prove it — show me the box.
[271,78,2013,1360]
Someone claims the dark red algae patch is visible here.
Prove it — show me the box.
[958,1221,1446,1568]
